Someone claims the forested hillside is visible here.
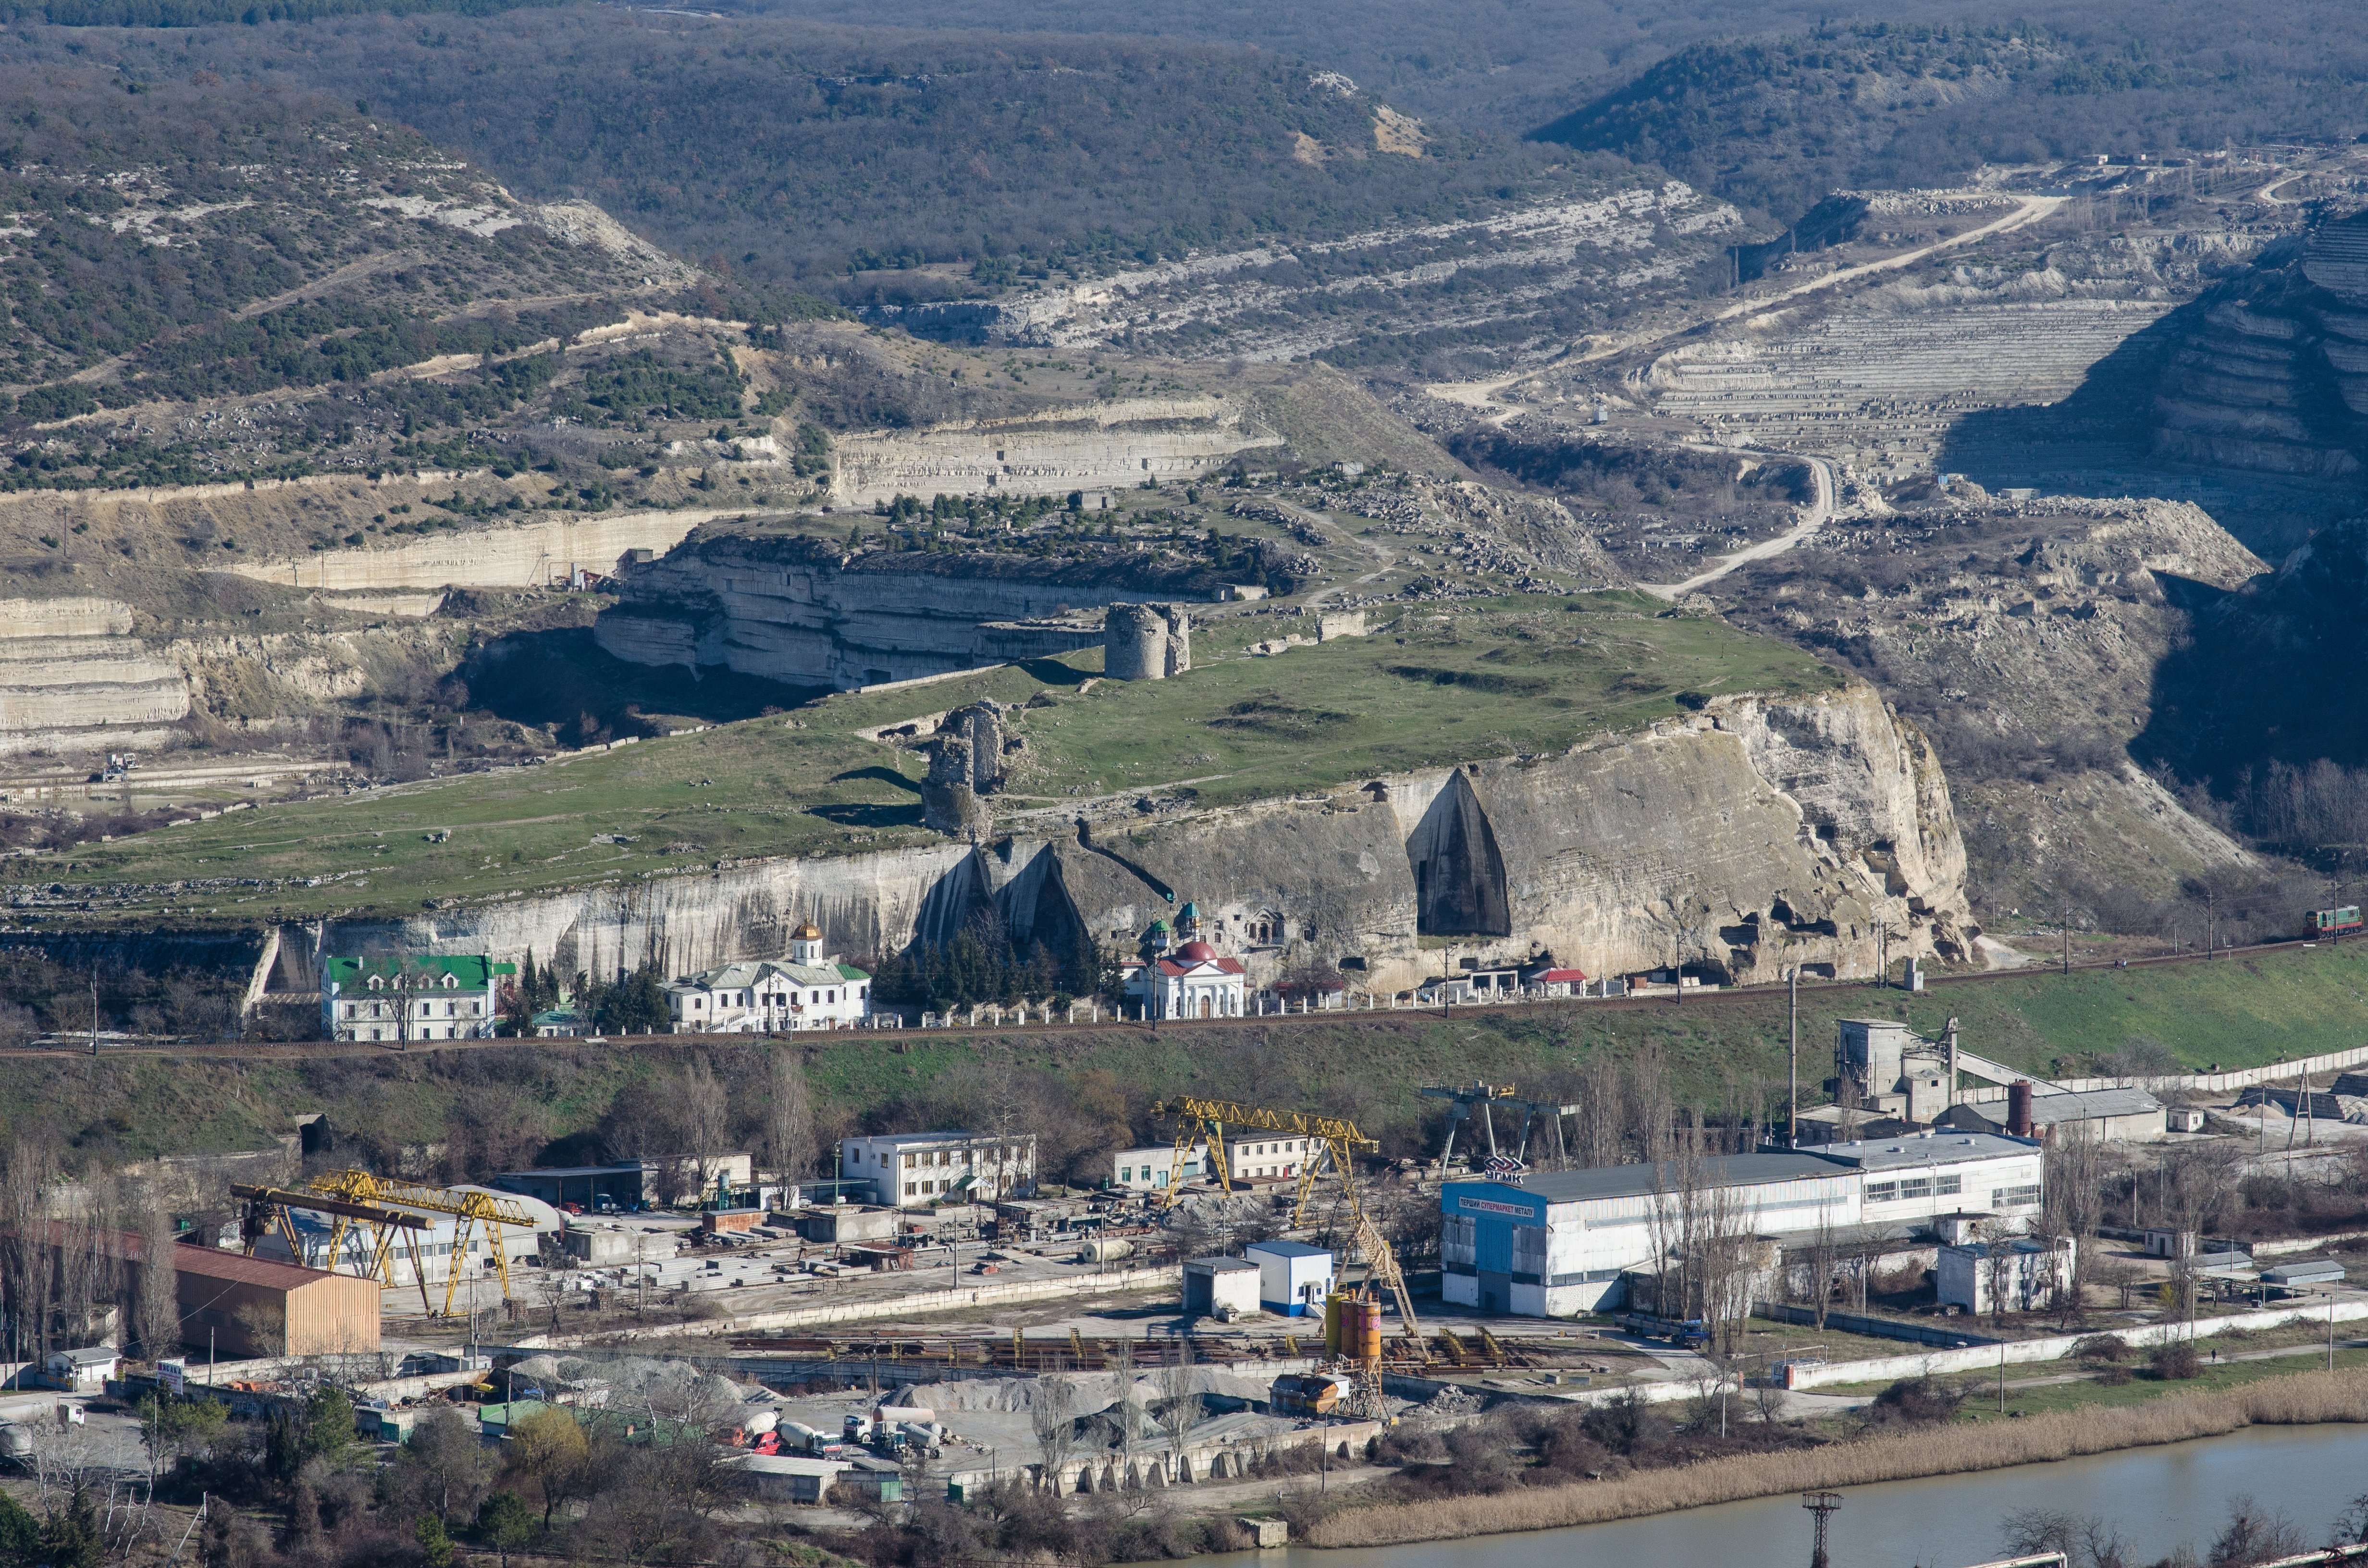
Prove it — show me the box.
[45,12,1613,300]
[1532,16,2368,223]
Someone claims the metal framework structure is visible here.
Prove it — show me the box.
[1149,1096,1419,1342]
[232,1183,439,1313]
[1419,1081,1517,1174]
[1802,1491,1842,1568]
[308,1170,543,1316]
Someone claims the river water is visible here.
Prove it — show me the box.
[1205,1425,2368,1568]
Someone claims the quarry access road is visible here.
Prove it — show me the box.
[1638,454,1837,600]
[1424,193,2066,416]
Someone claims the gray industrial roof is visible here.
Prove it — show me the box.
[1467,1153,1847,1207]
[1246,1239,1331,1259]
[1811,1132,2037,1169]
[2028,1086,2163,1123]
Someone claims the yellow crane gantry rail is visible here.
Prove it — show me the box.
[308,1171,544,1317]
[231,1184,440,1315]
[1150,1096,1418,1336]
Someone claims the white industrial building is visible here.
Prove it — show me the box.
[839,1131,1036,1207]
[1441,1131,2046,1318]
[1182,1256,1261,1318]
[1110,1143,1208,1194]
[1805,1133,2044,1230]
[1939,1235,2078,1316]
[665,924,871,1032]
[1245,1240,1334,1317]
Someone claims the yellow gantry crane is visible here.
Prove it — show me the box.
[234,1172,543,1317]
[1150,1096,1419,1337]
[309,1171,543,1316]
[232,1182,441,1315]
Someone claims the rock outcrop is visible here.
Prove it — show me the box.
[2144,211,2368,485]
[312,680,1970,995]
[594,532,1217,691]
[0,597,189,756]
[830,396,1281,506]
[1721,497,2265,919]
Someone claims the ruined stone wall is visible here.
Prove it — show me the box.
[317,681,1969,995]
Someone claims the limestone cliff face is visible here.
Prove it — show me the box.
[830,396,1282,506]
[593,532,1218,691]
[0,598,189,756]
[2147,212,2368,484]
[319,680,1968,994]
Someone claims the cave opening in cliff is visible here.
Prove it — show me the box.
[1407,772,1512,938]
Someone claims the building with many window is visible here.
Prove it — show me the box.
[322,955,510,1044]
[839,1131,1036,1208]
[665,924,871,1032]
[1440,1131,2046,1318]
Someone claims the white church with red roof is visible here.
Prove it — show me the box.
[1125,938,1248,1020]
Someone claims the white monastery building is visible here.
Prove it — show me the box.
[665,922,871,1032]
[1124,941,1248,1019]
[322,956,508,1044]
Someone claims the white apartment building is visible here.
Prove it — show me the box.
[839,1131,1037,1208]
[321,955,509,1044]
[665,924,871,1033]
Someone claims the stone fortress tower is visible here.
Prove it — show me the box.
[1104,603,1192,680]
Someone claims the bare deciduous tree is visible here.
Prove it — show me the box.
[763,1049,818,1189]
[680,1057,729,1203]
[0,1140,57,1360]
[134,1183,179,1360]
[1031,1376,1079,1494]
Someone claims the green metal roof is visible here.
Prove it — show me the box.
[325,955,498,988]
[835,963,871,980]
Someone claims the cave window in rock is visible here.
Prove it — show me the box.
[1406,772,1512,938]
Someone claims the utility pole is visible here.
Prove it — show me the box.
[2062,922,2071,976]
[2207,889,2217,958]
[1787,968,1800,1150]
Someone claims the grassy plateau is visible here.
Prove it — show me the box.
[3,593,1838,927]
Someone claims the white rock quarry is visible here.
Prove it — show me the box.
[0,597,189,757]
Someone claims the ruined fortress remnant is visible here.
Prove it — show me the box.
[594,533,1215,692]
[942,702,1005,795]
[922,735,990,839]
[1106,604,1193,680]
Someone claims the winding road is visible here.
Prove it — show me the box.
[1637,454,1838,600]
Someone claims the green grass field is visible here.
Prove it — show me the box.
[8,593,1838,927]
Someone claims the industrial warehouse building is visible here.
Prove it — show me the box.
[173,1243,381,1358]
[10,1227,383,1360]
[1441,1132,2045,1318]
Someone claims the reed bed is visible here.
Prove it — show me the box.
[1307,1368,2368,1548]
